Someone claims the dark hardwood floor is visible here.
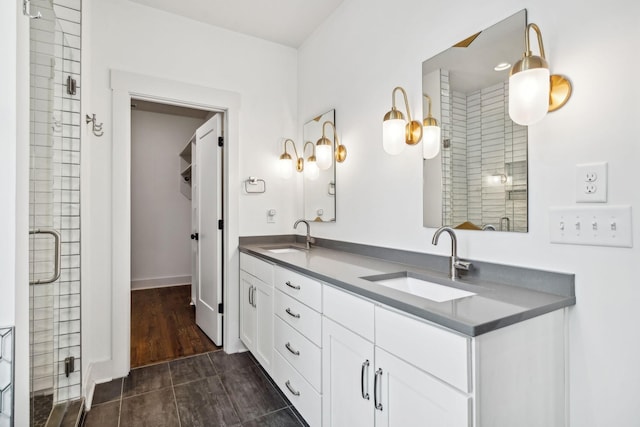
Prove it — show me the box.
[130,285,220,368]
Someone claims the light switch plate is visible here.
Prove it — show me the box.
[549,205,632,247]
[576,162,607,203]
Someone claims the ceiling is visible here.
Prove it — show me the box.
[129,0,345,47]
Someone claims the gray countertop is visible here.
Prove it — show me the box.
[239,236,576,337]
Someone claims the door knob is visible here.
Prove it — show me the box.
[191,233,199,240]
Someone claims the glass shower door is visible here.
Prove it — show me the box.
[28,0,82,424]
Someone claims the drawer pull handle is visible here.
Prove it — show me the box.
[285,380,301,396]
[285,280,301,290]
[361,360,370,400]
[374,368,383,411]
[285,308,301,319]
[285,342,300,356]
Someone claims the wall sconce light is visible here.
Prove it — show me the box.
[422,94,441,159]
[316,120,347,170]
[303,141,320,181]
[509,23,572,126]
[382,86,423,155]
[279,138,303,179]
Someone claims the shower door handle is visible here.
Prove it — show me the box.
[29,228,61,284]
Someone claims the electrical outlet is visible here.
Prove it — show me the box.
[576,162,607,203]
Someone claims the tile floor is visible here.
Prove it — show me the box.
[85,350,309,427]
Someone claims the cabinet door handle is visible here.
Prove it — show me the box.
[285,380,301,396]
[251,286,257,307]
[361,360,370,400]
[285,308,300,319]
[248,285,253,306]
[285,280,301,290]
[285,342,300,356]
[374,368,383,411]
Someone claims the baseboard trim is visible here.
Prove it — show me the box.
[83,359,113,410]
[130,275,191,290]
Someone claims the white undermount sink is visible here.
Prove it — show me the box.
[363,272,476,303]
[262,245,305,254]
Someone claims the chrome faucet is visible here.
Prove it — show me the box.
[482,224,496,231]
[294,219,315,250]
[431,226,471,280]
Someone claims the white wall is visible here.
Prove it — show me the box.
[131,110,203,287]
[298,0,640,425]
[1,1,31,424]
[0,0,18,328]
[84,0,298,379]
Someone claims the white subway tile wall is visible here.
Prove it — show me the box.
[440,74,527,232]
[29,0,82,405]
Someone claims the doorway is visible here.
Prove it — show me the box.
[129,100,224,367]
[109,70,242,381]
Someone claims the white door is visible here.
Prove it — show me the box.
[195,114,223,345]
[374,347,470,427]
[322,317,375,427]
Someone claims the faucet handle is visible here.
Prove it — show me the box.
[308,237,316,245]
[454,259,472,272]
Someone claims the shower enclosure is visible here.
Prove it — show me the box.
[28,0,82,425]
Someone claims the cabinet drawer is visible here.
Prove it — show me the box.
[274,266,322,311]
[375,306,470,392]
[240,253,274,285]
[323,285,374,341]
[275,290,322,346]
[272,350,321,427]
[274,316,322,392]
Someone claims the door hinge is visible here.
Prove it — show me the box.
[218,303,224,314]
[218,219,223,230]
[218,136,224,147]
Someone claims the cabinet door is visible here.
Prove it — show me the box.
[322,317,375,427]
[374,348,470,427]
[239,272,256,351]
[253,279,273,373]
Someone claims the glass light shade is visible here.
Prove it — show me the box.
[316,144,333,170]
[279,157,293,179]
[304,160,319,180]
[509,68,550,125]
[422,125,441,159]
[382,119,406,155]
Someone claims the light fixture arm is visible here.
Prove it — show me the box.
[524,23,546,59]
[281,138,304,172]
[321,121,340,148]
[303,141,316,158]
[392,86,414,122]
[282,138,299,159]
[423,94,433,118]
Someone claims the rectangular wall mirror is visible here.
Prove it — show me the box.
[303,109,336,222]
[423,9,528,232]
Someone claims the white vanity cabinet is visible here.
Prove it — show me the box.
[322,285,566,427]
[240,252,568,427]
[239,254,274,373]
[323,286,468,427]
